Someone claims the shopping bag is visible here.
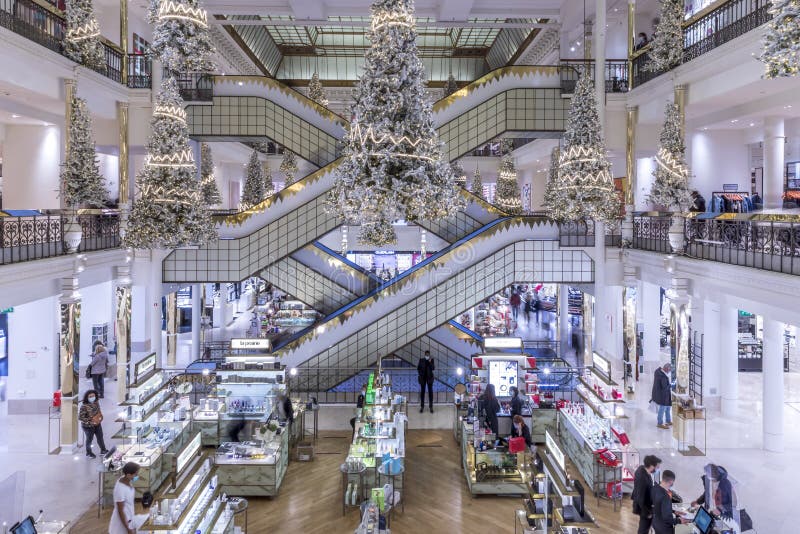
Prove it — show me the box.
[508,437,527,453]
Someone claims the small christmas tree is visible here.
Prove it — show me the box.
[61,95,108,208]
[263,162,275,197]
[645,0,684,73]
[65,0,106,71]
[444,73,458,96]
[200,143,221,206]
[280,149,299,186]
[546,71,620,223]
[648,103,693,211]
[150,0,215,74]
[241,150,265,209]
[125,77,216,249]
[308,72,329,106]
[761,0,800,78]
[470,166,484,200]
[326,0,465,245]
[542,146,560,213]
[494,141,522,214]
[451,160,466,187]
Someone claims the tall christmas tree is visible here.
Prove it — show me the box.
[494,141,522,214]
[125,78,216,249]
[308,72,329,106]
[280,150,299,186]
[470,166,484,200]
[241,150,265,209]
[451,160,466,187]
[263,162,275,197]
[444,73,458,96]
[645,0,684,73]
[61,95,108,208]
[65,0,106,71]
[326,0,465,245]
[648,103,693,211]
[150,0,215,74]
[542,146,560,213]
[200,143,221,206]
[761,0,800,78]
[547,72,620,223]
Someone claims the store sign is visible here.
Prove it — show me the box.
[134,353,156,381]
[592,352,611,377]
[483,337,523,351]
[231,338,271,351]
[176,432,202,474]
[545,429,566,473]
[0,307,13,314]
[374,250,395,255]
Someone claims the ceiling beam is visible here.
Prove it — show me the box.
[212,18,560,29]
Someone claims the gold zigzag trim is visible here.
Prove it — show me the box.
[271,217,557,357]
[66,20,100,42]
[158,1,208,27]
[145,149,195,168]
[654,147,689,180]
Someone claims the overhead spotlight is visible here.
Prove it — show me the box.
[702,127,708,131]
[202,368,210,376]
[11,114,20,118]
[785,105,793,109]
[456,367,463,376]
[749,122,755,127]
[289,367,298,376]
[570,46,576,52]
[576,41,581,46]
[730,119,738,123]
[237,81,244,86]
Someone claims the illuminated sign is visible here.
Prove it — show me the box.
[483,337,523,351]
[592,352,611,377]
[231,338,271,351]
[546,429,566,473]
[176,432,202,474]
[134,353,156,381]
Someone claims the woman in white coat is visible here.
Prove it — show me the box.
[109,462,140,534]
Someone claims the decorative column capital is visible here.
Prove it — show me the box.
[115,265,133,285]
[623,265,639,286]
[60,276,80,303]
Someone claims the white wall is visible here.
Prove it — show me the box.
[97,152,120,204]
[79,281,113,368]
[688,130,750,201]
[7,295,59,411]
[3,125,62,210]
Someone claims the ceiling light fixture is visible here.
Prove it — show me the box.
[11,114,20,118]
[730,119,738,123]
[749,122,755,127]
[570,46,576,52]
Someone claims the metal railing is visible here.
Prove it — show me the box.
[559,60,629,94]
[631,0,772,88]
[0,212,119,265]
[632,213,672,253]
[0,0,150,88]
[559,220,596,247]
[170,72,214,101]
[127,54,152,88]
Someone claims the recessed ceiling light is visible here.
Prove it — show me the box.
[570,46,576,52]
[785,105,793,109]
[576,41,581,46]
[237,81,243,86]
[730,119,738,123]
[702,127,708,131]
[749,122,755,127]
[11,114,20,118]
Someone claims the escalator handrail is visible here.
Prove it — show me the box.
[446,320,484,343]
[271,216,515,353]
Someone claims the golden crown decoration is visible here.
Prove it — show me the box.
[153,104,187,123]
[654,147,689,180]
[66,20,100,42]
[371,10,414,31]
[157,0,208,27]
[139,184,200,205]
[145,148,195,169]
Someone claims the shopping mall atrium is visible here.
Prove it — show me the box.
[0,0,799,532]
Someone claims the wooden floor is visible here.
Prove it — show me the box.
[72,430,639,533]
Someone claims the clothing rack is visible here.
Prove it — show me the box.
[709,191,753,213]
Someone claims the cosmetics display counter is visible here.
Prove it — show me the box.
[461,419,526,496]
[214,427,290,496]
[574,353,626,420]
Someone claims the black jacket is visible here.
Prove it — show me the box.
[357,393,366,408]
[282,397,294,424]
[417,357,435,384]
[631,466,654,516]
[651,485,680,534]
[510,395,524,417]
[695,470,734,519]
[482,397,500,435]
[651,368,672,407]
[510,423,533,447]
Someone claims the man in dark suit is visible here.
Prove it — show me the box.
[631,454,662,534]
[651,470,689,534]
[417,350,435,413]
[651,363,673,429]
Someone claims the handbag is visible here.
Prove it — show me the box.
[85,364,92,379]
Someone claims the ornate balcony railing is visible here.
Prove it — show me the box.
[127,53,152,89]
[632,213,800,276]
[0,211,120,266]
[559,60,629,94]
[559,220,596,247]
[631,0,772,88]
[0,0,151,88]
[169,71,214,101]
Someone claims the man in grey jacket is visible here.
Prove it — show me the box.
[90,343,109,398]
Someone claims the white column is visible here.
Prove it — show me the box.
[763,117,785,209]
[762,317,784,452]
[191,284,202,361]
[701,300,721,409]
[149,251,165,366]
[641,281,661,368]
[720,304,739,417]
[595,0,607,133]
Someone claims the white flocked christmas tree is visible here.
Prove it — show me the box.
[542,146,560,213]
[327,0,464,245]
[308,72,329,106]
[280,149,299,186]
[263,162,275,197]
[200,143,221,206]
[471,166,484,200]
[546,71,620,223]
[494,141,522,214]
[241,150,265,209]
[648,103,693,211]
[451,160,466,188]
[761,0,800,78]
[124,78,216,249]
[65,0,106,71]
[645,0,684,73]
[61,95,108,208]
[150,0,215,74]
[445,73,458,96]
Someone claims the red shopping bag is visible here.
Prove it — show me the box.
[508,437,527,453]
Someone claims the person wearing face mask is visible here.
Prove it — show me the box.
[109,462,140,534]
[509,386,524,418]
[78,389,107,459]
[651,470,690,534]
[510,415,532,449]
[632,454,662,534]
[90,342,109,399]
[417,350,435,413]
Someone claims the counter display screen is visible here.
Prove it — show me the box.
[489,360,518,397]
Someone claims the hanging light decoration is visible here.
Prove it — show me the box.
[451,160,466,187]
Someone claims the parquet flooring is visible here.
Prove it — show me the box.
[72,430,639,533]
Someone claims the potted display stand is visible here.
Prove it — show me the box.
[668,214,685,253]
[63,211,82,253]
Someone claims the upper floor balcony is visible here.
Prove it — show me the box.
[0,0,151,88]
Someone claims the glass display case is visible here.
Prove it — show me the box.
[460,419,526,495]
[574,352,626,419]
[214,426,290,496]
